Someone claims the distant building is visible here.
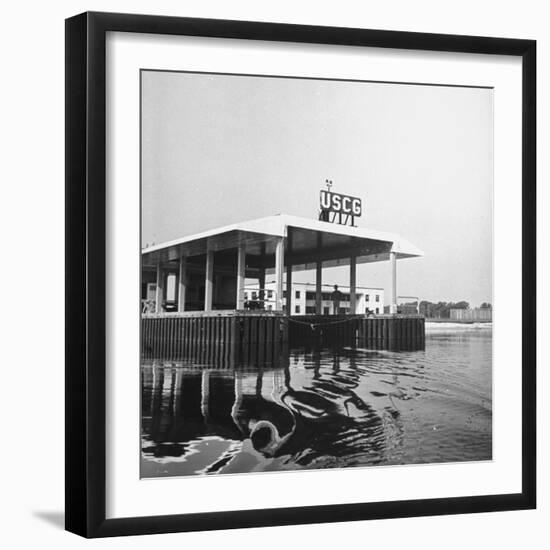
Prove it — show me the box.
[450,308,492,322]
[245,281,384,316]
[384,297,420,315]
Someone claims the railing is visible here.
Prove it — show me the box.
[142,299,156,314]
[142,288,280,314]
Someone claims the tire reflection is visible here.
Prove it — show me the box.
[141,345,404,476]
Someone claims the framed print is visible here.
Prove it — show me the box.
[65,11,536,538]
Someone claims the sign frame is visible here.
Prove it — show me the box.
[319,189,363,226]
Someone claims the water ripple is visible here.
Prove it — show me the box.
[141,330,492,477]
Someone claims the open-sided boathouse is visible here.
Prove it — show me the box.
[141,214,425,360]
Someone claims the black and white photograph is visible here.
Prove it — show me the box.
[0,0,543,544]
[140,70,493,478]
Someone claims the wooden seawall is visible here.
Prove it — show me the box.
[289,314,425,351]
[357,315,425,350]
[141,313,425,362]
[142,311,287,364]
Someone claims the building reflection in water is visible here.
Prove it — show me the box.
[141,345,405,477]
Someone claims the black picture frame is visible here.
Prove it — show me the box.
[65,11,536,538]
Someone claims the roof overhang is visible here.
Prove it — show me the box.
[142,214,423,272]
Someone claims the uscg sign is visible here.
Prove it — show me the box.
[319,189,362,226]
[320,190,362,216]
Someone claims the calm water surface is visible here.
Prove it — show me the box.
[141,330,492,477]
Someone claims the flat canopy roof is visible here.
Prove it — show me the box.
[142,214,423,272]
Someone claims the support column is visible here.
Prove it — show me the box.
[258,268,266,309]
[236,245,246,309]
[390,251,397,314]
[315,261,322,314]
[155,263,163,313]
[285,263,292,314]
[350,255,357,314]
[205,250,214,311]
[178,256,187,312]
[274,237,284,311]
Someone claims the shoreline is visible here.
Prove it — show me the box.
[426,321,492,333]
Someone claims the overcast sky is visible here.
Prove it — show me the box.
[142,71,493,306]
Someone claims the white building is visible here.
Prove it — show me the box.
[244,281,384,316]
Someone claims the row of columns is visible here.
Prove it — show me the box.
[296,250,397,315]
[155,237,286,313]
[310,255,356,315]
[154,240,398,315]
